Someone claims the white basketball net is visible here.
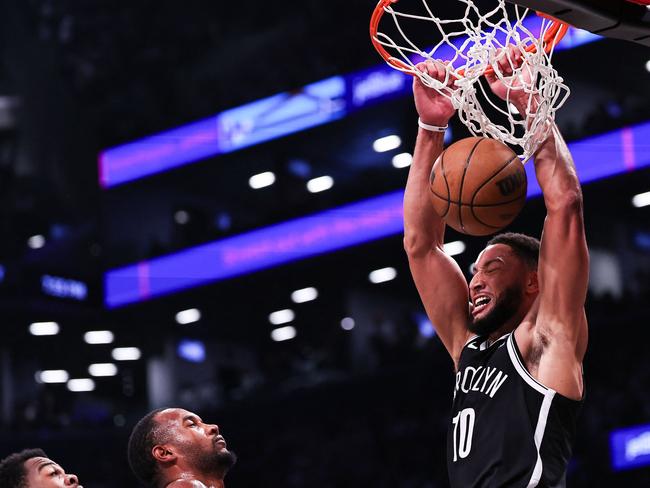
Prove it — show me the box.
[372,0,570,160]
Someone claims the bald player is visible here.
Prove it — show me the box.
[128,407,236,488]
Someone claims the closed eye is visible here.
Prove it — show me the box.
[183,414,203,428]
[471,265,501,276]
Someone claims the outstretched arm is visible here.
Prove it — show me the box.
[487,48,588,398]
[530,124,588,398]
[404,61,470,366]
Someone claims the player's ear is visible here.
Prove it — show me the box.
[526,270,539,295]
[152,443,177,463]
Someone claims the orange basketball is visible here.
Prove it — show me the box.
[429,137,527,236]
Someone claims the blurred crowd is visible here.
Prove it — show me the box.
[2,290,649,487]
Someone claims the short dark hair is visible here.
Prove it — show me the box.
[487,232,540,270]
[127,408,169,487]
[0,448,48,488]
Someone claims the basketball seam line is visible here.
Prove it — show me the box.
[470,153,522,228]
[431,190,517,228]
[457,138,484,231]
[430,192,526,207]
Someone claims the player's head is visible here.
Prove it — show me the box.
[468,232,540,336]
[0,449,81,488]
[128,407,236,487]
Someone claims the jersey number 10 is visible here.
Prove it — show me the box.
[451,408,476,462]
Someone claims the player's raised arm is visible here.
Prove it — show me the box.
[533,124,589,324]
[487,47,589,399]
[528,124,589,396]
[404,61,470,366]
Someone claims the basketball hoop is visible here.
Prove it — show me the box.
[370,0,571,160]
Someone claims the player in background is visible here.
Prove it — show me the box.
[128,407,236,488]
[0,448,82,488]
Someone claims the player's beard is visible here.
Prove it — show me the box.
[185,442,237,479]
[469,284,522,336]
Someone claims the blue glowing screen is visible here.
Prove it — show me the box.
[105,191,404,307]
[177,339,206,363]
[610,423,650,471]
[525,121,650,198]
[99,76,346,188]
[99,20,600,188]
[41,275,88,301]
[104,121,650,308]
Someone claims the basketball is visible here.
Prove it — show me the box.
[429,137,527,236]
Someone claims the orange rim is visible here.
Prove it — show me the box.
[370,0,569,77]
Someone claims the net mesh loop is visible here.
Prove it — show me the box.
[370,0,570,160]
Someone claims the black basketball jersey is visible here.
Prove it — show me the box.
[446,333,582,488]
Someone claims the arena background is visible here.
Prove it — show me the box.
[0,0,649,486]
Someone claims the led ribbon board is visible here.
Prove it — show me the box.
[105,191,404,308]
[98,20,600,188]
[104,121,650,308]
[611,423,650,471]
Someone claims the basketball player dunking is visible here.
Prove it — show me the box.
[405,54,588,487]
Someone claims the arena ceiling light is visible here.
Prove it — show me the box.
[29,321,60,336]
[67,378,95,392]
[392,152,412,168]
[36,370,69,384]
[632,190,650,208]
[27,234,46,249]
[270,325,297,342]
[373,134,401,153]
[291,287,318,303]
[88,363,118,377]
[174,210,190,225]
[111,347,142,361]
[443,240,467,256]
[306,175,334,193]
[340,317,355,331]
[175,308,202,325]
[249,171,276,189]
[268,309,295,325]
[369,266,397,284]
[84,330,114,344]
[645,60,650,73]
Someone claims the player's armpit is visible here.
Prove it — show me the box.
[531,127,588,399]
[534,311,587,400]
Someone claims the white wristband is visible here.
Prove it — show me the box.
[418,118,448,132]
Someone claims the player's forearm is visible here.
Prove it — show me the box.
[403,128,446,256]
[508,91,583,212]
[532,123,583,213]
